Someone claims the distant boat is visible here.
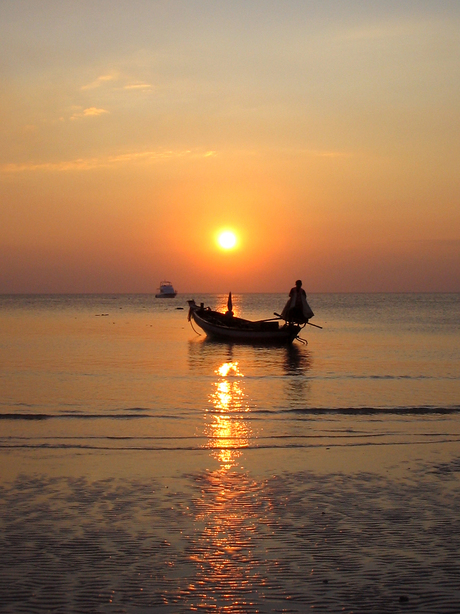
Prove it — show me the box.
[155,281,177,298]
[187,294,303,344]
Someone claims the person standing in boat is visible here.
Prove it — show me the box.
[281,280,314,323]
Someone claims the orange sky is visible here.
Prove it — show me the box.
[1,1,459,293]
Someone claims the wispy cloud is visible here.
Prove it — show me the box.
[0,149,210,174]
[123,83,152,91]
[283,148,352,158]
[81,73,153,93]
[70,107,110,120]
[83,107,110,117]
[81,73,118,90]
[337,17,445,44]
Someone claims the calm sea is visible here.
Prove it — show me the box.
[1,293,460,613]
[1,293,459,448]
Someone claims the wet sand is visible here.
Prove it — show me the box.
[1,294,459,612]
[2,443,460,613]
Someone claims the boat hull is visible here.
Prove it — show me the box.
[155,281,177,298]
[188,303,301,344]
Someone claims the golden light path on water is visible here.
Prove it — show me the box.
[207,361,250,468]
[184,361,269,611]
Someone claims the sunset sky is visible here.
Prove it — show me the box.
[1,0,459,293]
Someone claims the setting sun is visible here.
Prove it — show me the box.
[217,231,237,250]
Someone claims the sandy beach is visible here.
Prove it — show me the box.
[1,293,459,612]
[2,438,460,613]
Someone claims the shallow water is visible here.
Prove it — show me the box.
[1,293,460,612]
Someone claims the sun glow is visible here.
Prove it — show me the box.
[217,230,237,250]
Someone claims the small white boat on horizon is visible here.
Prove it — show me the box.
[155,281,177,298]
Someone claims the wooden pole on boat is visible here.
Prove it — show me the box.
[274,312,323,329]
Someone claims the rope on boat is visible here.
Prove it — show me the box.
[295,321,308,344]
[189,318,202,336]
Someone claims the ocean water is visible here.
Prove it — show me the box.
[1,293,460,613]
[1,293,459,455]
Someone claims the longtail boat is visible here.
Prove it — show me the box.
[187,294,305,344]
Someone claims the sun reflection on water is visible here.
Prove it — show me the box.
[183,355,275,611]
[205,361,251,470]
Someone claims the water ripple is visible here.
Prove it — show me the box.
[2,466,460,612]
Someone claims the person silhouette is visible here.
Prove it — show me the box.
[281,280,314,323]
